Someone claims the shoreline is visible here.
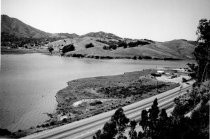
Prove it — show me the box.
[12,69,182,137]
[1,48,190,61]
[1,47,48,54]
[1,50,193,138]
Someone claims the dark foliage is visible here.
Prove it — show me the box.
[93,108,129,139]
[85,43,94,48]
[1,32,59,48]
[132,56,137,60]
[111,108,130,134]
[128,40,150,48]
[99,83,166,98]
[142,56,152,59]
[118,41,128,48]
[48,46,54,54]
[0,128,12,136]
[94,96,209,139]
[109,44,117,50]
[100,39,150,50]
[71,53,86,58]
[182,78,188,83]
[194,19,210,82]
[140,109,148,132]
[163,57,181,60]
[61,44,75,55]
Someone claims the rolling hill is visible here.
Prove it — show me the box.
[1,14,196,59]
[48,37,196,59]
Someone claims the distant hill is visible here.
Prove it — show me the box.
[81,31,122,40]
[52,33,79,39]
[1,14,196,59]
[1,15,78,39]
[1,15,51,38]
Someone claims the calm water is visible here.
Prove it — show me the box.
[0,53,192,131]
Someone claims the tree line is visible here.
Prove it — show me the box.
[1,32,60,48]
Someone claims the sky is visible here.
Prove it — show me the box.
[1,0,210,41]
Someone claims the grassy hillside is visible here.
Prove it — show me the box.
[48,36,196,60]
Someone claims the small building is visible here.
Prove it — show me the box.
[157,70,164,74]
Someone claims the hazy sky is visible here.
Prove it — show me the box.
[1,0,210,41]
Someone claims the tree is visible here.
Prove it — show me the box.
[61,44,75,55]
[111,108,129,136]
[118,41,127,48]
[93,130,102,139]
[129,120,137,139]
[139,109,148,132]
[85,43,94,48]
[149,98,159,122]
[156,109,169,138]
[93,122,117,139]
[148,98,160,137]
[0,128,12,136]
[102,121,117,139]
[48,46,54,54]
[194,19,210,82]
[159,109,168,121]
[137,131,144,139]
[117,134,127,139]
[109,44,117,50]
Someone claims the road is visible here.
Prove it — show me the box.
[22,84,192,139]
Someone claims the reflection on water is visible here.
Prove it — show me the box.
[0,53,192,131]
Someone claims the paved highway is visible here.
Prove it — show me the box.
[23,84,192,139]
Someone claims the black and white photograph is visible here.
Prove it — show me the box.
[0,0,210,138]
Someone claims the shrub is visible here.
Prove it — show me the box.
[118,41,127,48]
[50,121,55,126]
[71,54,85,58]
[48,46,54,54]
[132,56,137,60]
[103,46,109,50]
[138,56,142,59]
[85,43,94,48]
[128,40,150,48]
[142,56,152,59]
[0,128,11,136]
[109,44,117,50]
[182,77,188,82]
[90,100,102,106]
[62,44,75,54]
[62,118,68,123]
